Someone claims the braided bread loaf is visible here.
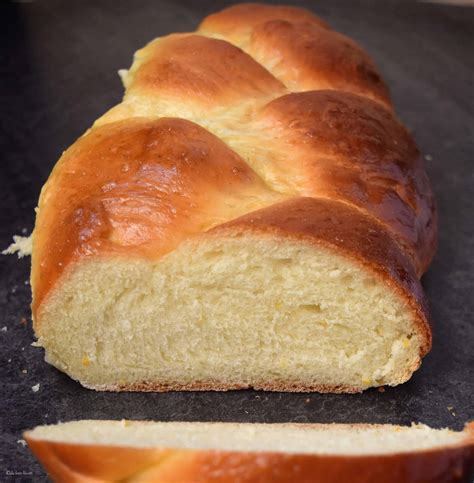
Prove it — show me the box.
[31,4,436,392]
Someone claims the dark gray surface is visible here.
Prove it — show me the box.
[1,0,473,480]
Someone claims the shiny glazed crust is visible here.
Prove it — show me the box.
[256,91,437,274]
[24,423,474,483]
[199,3,390,106]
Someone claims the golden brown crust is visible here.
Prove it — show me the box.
[249,20,391,107]
[24,438,170,482]
[25,423,474,482]
[256,90,437,275]
[199,3,329,39]
[199,4,390,107]
[127,33,285,108]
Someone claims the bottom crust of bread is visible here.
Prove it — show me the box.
[84,379,363,394]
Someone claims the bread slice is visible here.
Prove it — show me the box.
[25,420,474,482]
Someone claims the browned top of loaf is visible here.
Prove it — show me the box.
[256,90,437,274]
[199,3,390,107]
[128,34,285,107]
[199,3,329,36]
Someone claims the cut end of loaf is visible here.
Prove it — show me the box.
[35,227,428,393]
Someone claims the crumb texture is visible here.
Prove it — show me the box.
[37,224,426,392]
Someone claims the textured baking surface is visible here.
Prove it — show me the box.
[1,0,473,479]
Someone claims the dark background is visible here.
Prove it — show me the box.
[1,0,473,480]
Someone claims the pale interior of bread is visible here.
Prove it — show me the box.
[36,234,423,391]
[26,421,466,455]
